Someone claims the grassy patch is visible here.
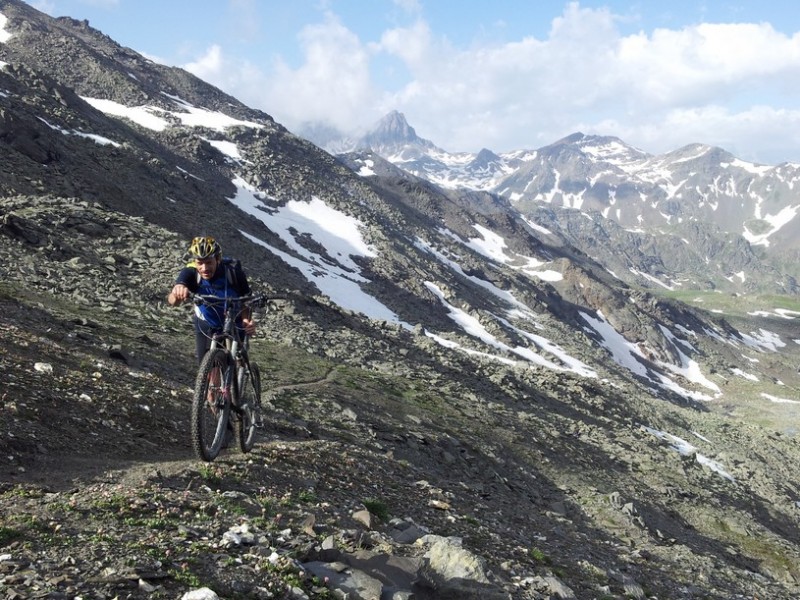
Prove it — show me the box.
[0,525,23,546]
[363,498,390,522]
[197,464,224,485]
[700,516,800,581]
[657,289,800,317]
[0,486,46,500]
[528,546,552,565]
[252,343,333,388]
[296,489,317,503]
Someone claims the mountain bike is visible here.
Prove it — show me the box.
[190,293,265,462]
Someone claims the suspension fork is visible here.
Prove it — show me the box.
[227,337,241,406]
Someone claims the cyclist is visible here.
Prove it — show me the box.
[167,236,256,364]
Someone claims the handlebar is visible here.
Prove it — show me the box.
[190,293,265,307]
[188,293,296,311]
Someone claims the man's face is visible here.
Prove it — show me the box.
[195,255,219,280]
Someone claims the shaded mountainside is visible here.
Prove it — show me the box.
[3,1,800,598]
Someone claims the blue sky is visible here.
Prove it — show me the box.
[25,0,800,164]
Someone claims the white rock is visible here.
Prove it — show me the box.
[181,588,220,600]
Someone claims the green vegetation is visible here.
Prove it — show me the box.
[252,343,333,388]
[363,498,390,522]
[0,525,23,546]
[709,519,800,580]
[656,289,800,316]
[217,496,248,517]
[256,494,278,514]
[197,464,224,485]
[296,489,317,503]
[92,492,132,513]
[169,564,203,588]
[0,486,46,500]
[528,546,552,565]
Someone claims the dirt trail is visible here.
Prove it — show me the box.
[262,367,337,401]
[3,365,340,492]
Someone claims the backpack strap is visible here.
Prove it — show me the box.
[224,257,241,290]
[226,266,234,287]
[194,257,241,290]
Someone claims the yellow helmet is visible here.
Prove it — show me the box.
[187,236,221,260]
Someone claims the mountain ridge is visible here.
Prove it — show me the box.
[313,112,800,295]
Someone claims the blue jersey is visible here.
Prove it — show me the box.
[175,259,251,329]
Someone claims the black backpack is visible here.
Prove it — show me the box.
[195,257,243,291]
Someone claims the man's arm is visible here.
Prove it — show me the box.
[167,284,190,306]
[167,267,197,306]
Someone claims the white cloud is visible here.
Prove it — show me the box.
[0,13,10,43]
[179,1,800,164]
[183,14,377,132]
[272,14,376,127]
[183,44,225,78]
[183,44,263,96]
[377,19,433,66]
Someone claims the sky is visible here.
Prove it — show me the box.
[23,0,800,164]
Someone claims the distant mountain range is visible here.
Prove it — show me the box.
[303,111,800,294]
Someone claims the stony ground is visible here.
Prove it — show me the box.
[0,292,446,599]
[2,285,623,600]
[3,201,800,599]
[3,282,800,600]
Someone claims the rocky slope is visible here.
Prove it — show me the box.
[3,198,800,600]
[2,1,800,599]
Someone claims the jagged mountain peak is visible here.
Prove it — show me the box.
[355,110,437,156]
[341,110,800,290]
[370,110,417,141]
[474,147,501,161]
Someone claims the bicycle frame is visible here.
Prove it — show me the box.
[196,294,256,406]
[189,293,265,461]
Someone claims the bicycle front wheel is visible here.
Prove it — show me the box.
[236,362,261,453]
[191,348,232,461]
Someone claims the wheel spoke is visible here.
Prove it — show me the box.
[191,350,231,461]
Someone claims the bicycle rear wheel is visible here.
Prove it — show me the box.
[191,348,232,461]
[236,362,261,452]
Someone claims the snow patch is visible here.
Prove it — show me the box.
[0,12,11,43]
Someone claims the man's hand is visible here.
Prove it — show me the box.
[168,284,190,306]
[242,318,256,336]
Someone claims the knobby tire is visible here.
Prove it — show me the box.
[191,348,232,462]
[236,362,261,452]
